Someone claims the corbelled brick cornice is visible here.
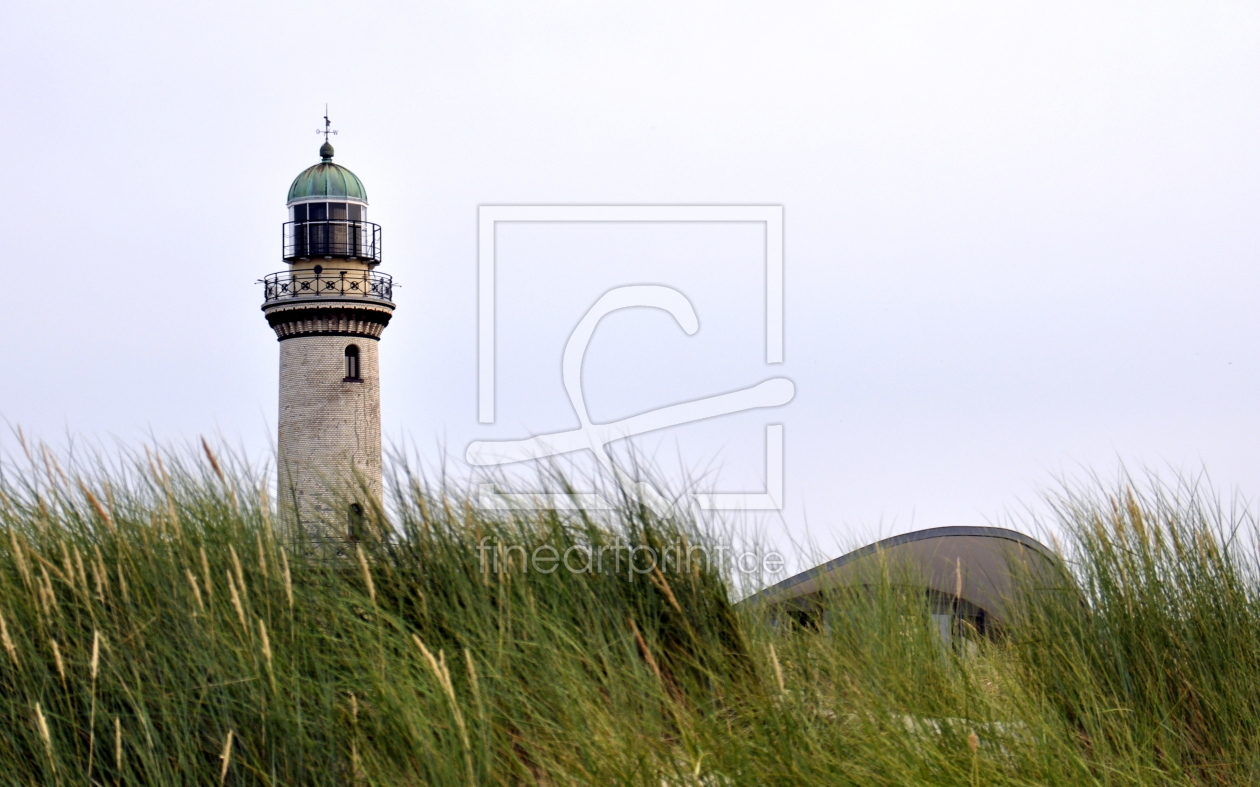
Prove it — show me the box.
[263,301,394,341]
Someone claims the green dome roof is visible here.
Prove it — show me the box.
[287,143,368,204]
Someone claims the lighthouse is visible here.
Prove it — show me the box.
[262,125,394,557]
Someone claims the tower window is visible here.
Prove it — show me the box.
[348,503,366,543]
[344,345,361,381]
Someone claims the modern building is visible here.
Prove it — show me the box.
[261,134,395,557]
[743,526,1060,641]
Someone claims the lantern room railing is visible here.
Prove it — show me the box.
[283,220,382,263]
[262,269,393,305]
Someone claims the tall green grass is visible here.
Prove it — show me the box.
[0,442,1257,785]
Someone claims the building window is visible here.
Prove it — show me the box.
[344,345,361,381]
[348,503,366,543]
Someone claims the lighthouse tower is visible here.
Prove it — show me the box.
[262,128,394,556]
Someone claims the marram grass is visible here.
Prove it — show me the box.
[0,444,1258,785]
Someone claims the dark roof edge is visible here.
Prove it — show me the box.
[739,526,1058,607]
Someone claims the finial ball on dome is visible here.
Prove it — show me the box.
[288,146,368,203]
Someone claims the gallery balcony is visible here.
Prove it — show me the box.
[261,269,394,306]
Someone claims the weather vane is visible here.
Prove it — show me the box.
[317,105,338,142]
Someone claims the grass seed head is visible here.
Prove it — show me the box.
[357,544,376,603]
[259,481,270,525]
[90,630,101,681]
[219,729,233,785]
[0,613,18,666]
[255,533,268,581]
[769,643,786,694]
[200,547,214,601]
[227,571,247,632]
[202,437,224,483]
[280,549,293,610]
[229,545,247,605]
[92,545,107,601]
[186,569,205,613]
[35,702,55,772]
[50,639,65,684]
[39,566,59,617]
[259,618,272,667]
[73,546,88,599]
[628,617,662,683]
[166,496,183,541]
[80,482,114,532]
[9,529,32,589]
[59,542,75,593]
[650,566,683,614]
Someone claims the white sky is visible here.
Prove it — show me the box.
[2,1,1258,568]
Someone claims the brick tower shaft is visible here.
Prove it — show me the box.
[262,137,394,557]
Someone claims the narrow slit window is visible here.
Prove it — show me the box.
[348,503,366,542]
[344,345,361,381]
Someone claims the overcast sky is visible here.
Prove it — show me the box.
[2,1,1258,566]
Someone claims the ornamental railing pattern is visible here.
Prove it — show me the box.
[262,269,393,305]
[283,220,382,263]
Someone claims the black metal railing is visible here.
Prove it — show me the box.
[283,220,381,262]
[262,269,393,305]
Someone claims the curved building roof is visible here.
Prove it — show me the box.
[287,142,368,204]
[742,526,1061,625]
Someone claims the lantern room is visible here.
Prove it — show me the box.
[283,141,381,264]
